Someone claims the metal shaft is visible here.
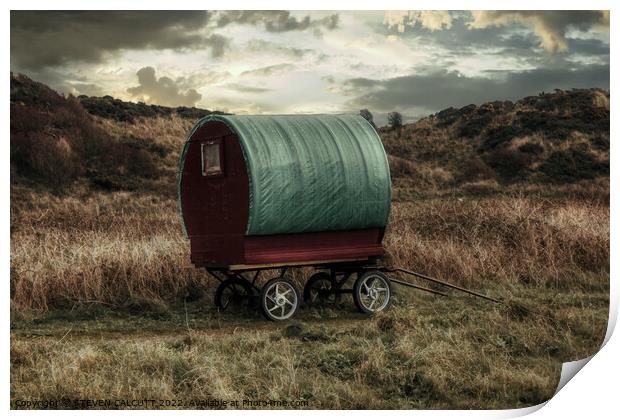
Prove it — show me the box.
[388,267,501,304]
[388,277,448,297]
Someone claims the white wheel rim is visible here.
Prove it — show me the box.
[359,275,390,312]
[264,281,298,320]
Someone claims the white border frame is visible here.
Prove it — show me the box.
[3,2,616,419]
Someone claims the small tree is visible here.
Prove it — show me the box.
[359,109,376,128]
[387,111,403,130]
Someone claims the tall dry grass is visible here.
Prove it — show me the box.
[10,182,609,312]
[385,197,609,291]
[10,188,206,312]
[96,115,194,171]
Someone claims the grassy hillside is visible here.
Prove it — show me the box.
[11,73,610,198]
[381,89,609,197]
[9,73,609,409]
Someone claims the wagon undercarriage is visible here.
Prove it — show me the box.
[206,262,500,322]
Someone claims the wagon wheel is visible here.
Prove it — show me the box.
[303,272,341,306]
[214,277,254,313]
[353,270,392,314]
[260,276,300,321]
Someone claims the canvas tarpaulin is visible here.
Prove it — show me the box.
[179,114,391,236]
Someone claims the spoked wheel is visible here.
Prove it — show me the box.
[214,277,254,313]
[353,270,392,314]
[261,276,300,321]
[303,272,340,307]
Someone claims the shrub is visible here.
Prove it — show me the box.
[388,112,403,130]
[435,107,460,127]
[591,135,610,151]
[458,114,494,138]
[426,167,453,186]
[359,109,376,128]
[10,104,50,133]
[457,156,496,183]
[518,142,545,155]
[483,148,532,181]
[541,148,609,183]
[11,131,83,186]
[388,155,419,178]
[480,125,522,150]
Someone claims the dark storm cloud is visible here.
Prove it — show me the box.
[127,67,202,107]
[215,11,339,32]
[385,12,609,62]
[345,64,609,113]
[387,11,609,54]
[203,34,230,58]
[10,11,225,70]
[469,11,609,53]
[383,13,517,51]
[566,37,611,56]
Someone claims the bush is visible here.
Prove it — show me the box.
[388,112,403,130]
[388,155,419,178]
[518,142,545,155]
[458,114,494,138]
[359,109,376,128]
[591,135,610,151]
[480,125,521,150]
[457,156,496,183]
[435,107,460,127]
[483,148,532,181]
[541,148,609,183]
[11,131,83,187]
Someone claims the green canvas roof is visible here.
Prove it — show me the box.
[179,114,391,236]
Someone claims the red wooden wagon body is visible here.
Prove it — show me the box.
[178,115,391,270]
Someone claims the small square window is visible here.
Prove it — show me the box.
[201,142,222,176]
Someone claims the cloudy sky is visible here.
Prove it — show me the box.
[10,10,610,125]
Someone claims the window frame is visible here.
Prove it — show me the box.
[200,138,225,177]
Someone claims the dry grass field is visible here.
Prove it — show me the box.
[10,74,610,409]
[10,181,609,409]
